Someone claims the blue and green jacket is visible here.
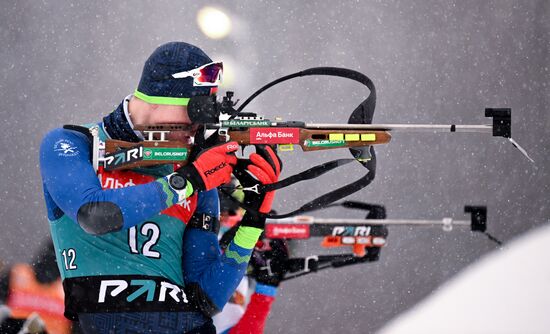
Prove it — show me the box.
[39,116,260,320]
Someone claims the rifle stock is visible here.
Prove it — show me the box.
[103,126,390,170]
[225,129,391,151]
[103,138,192,170]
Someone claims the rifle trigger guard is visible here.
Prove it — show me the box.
[243,184,261,194]
[283,256,319,280]
[303,255,318,273]
[261,259,274,276]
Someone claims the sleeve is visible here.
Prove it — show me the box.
[39,128,180,234]
[195,188,220,217]
[182,192,263,312]
[227,284,277,334]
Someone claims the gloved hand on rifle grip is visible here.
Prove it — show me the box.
[175,141,239,192]
[249,238,289,287]
[236,145,282,229]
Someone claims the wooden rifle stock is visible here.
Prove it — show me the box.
[104,139,192,170]
[103,126,391,170]
[226,129,391,151]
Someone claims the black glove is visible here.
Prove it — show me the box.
[249,238,289,287]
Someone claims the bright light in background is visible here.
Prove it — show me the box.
[197,6,232,39]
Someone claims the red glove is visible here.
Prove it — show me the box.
[247,146,281,214]
[238,145,282,229]
[176,141,238,191]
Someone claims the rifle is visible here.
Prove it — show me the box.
[266,203,497,256]
[259,202,500,281]
[85,67,530,219]
[100,102,513,171]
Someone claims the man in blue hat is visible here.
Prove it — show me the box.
[39,42,281,333]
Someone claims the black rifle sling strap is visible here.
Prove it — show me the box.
[232,67,377,219]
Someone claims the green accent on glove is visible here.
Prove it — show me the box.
[233,226,263,249]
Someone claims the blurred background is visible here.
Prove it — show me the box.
[1,1,548,333]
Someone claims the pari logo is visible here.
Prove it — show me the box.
[250,128,300,144]
[54,139,79,157]
[98,279,188,304]
[332,226,372,237]
[265,224,310,239]
[104,146,143,169]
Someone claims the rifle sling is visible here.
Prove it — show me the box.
[230,67,378,219]
[224,157,375,219]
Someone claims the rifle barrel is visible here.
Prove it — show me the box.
[303,123,492,133]
[267,218,471,227]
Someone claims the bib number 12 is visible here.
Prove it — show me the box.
[128,222,161,259]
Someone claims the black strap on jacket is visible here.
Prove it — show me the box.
[186,212,220,234]
[63,124,95,162]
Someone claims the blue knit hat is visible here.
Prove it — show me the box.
[135,42,214,105]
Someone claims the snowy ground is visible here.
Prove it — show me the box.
[378,222,550,334]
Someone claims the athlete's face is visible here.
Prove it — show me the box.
[148,104,199,143]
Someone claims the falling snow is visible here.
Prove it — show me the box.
[0,1,548,333]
